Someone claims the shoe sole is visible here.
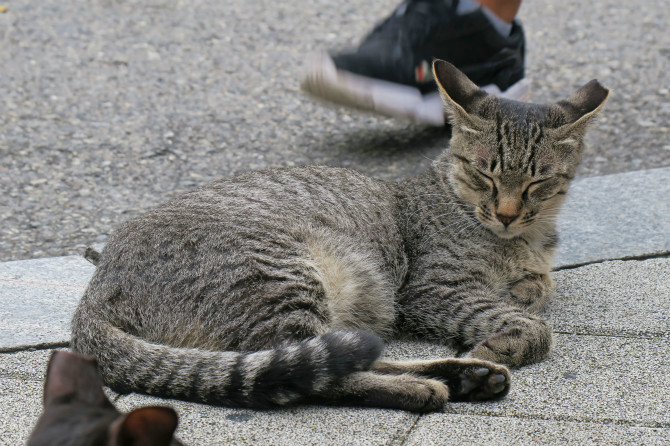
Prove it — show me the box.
[301,52,530,126]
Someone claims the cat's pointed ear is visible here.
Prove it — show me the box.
[43,350,111,407]
[433,59,488,130]
[554,79,610,140]
[111,406,180,446]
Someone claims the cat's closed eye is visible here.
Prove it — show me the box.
[471,170,496,192]
[523,179,549,198]
[453,155,497,193]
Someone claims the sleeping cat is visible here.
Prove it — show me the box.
[27,350,182,446]
[71,60,608,412]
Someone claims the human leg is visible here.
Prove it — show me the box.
[301,0,528,126]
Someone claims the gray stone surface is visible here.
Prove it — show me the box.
[556,167,670,267]
[2,254,666,445]
[0,195,668,443]
[0,377,44,445]
[441,333,670,427]
[405,414,670,446]
[3,329,668,444]
[523,0,670,177]
[550,258,670,338]
[0,256,93,350]
[2,0,670,262]
[0,349,52,380]
[116,395,417,446]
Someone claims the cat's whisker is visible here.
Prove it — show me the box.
[420,153,439,163]
[405,201,471,227]
[408,192,469,206]
[407,193,467,208]
[419,213,456,239]
[423,217,482,243]
[450,221,482,239]
[420,209,475,230]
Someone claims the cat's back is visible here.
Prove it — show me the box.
[203,164,395,222]
[119,165,398,241]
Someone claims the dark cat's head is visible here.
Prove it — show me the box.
[433,60,609,240]
[28,350,182,446]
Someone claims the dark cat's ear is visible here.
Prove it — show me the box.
[554,79,610,139]
[43,350,112,408]
[110,406,180,446]
[432,59,488,129]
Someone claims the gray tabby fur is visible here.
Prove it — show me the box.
[71,60,609,412]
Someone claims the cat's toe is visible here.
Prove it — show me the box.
[397,377,450,412]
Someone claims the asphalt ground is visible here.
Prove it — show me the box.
[1,0,669,261]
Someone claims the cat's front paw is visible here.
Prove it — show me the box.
[507,273,554,313]
[468,317,553,367]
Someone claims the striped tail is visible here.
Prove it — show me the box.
[71,316,383,408]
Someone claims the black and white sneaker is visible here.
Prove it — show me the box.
[301,0,529,126]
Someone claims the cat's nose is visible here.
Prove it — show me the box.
[496,212,519,227]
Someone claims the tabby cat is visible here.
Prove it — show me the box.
[71,60,608,412]
[28,350,181,446]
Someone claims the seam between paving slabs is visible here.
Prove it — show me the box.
[551,330,668,340]
[393,405,670,445]
[395,414,421,446]
[553,251,670,272]
[438,410,670,430]
[0,341,69,354]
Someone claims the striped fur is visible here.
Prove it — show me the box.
[71,60,608,411]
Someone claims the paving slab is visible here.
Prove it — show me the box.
[550,258,670,338]
[1,326,668,444]
[556,167,670,267]
[405,414,670,446]
[0,349,124,446]
[0,171,668,444]
[0,349,52,380]
[0,345,434,446]
[116,394,417,446]
[4,330,668,445]
[0,256,93,351]
[0,350,420,446]
[0,377,44,445]
[439,333,670,427]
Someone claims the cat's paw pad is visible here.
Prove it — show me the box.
[448,360,510,402]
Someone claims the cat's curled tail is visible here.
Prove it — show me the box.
[71,312,383,408]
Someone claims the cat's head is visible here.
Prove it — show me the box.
[433,60,609,240]
[28,350,182,446]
